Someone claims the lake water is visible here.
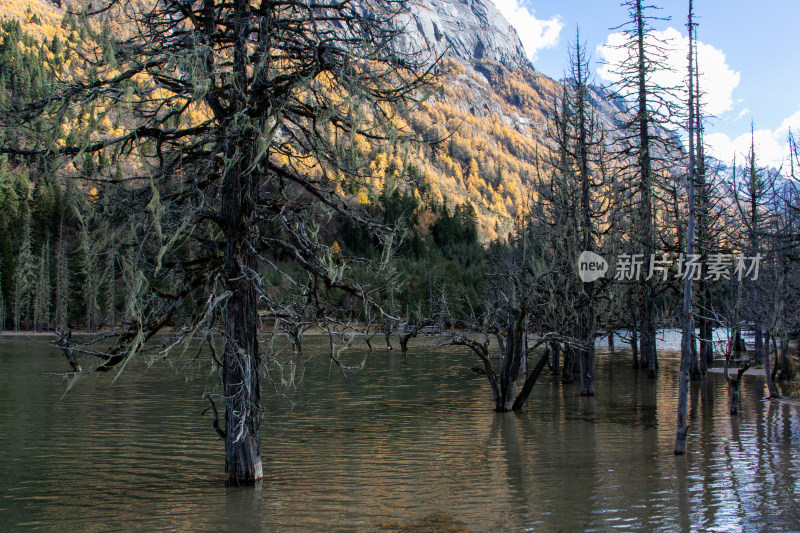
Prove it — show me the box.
[595,328,733,353]
[1,334,800,531]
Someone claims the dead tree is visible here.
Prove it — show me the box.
[675,0,698,456]
[6,0,436,484]
[382,321,394,351]
[606,0,683,378]
[451,326,551,412]
[397,318,432,356]
[56,326,81,373]
[725,358,753,416]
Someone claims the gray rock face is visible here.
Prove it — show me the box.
[396,0,530,69]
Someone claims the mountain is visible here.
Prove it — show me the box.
[386,0,626,238]
[398,0,530,70]
[0,0,623,241]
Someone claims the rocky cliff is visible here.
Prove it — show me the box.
[398,0,530,70]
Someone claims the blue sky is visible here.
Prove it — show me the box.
[487,0,800,167]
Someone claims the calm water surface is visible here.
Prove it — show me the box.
[1,335,800,532]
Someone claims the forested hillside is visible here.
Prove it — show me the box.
[0,0,588,330]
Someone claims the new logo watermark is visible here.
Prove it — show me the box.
[577,251,609,282]
[577,252,762,283]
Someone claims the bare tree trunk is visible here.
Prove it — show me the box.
[706,320,715,366]
[772,336,780,381]
[579,309,596,395]
[522,330,528,376]
[454,335,502,410]
[494,333,506,356]
[383,322,393,351]
[635,0,658,380]
[690,332,701,380]
[562,345,575,384]
[698,326,707,374]
[281,321,303,356]
[57,327,81,373]
[698,314,712,374]
[222,151,262,483]
[363,321,377,352]
[399,334,410,355]
[459,330,550,413]
[754,328,764,363]
[732,329,746,354]
[579,338,595,395]
[511,353,549,410]
[223,263,263,484]
[498,319,524,411]
[779,334,791,380]
[573,35,596,397]
[631,327,639,369]
[676,3,697,454]
[647,329,658,378]
[551,341,560,376]
[397,319,432,356]
[726,359,752,416]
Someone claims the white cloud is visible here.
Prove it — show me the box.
[593,26,798,167]
[704,111,800,168]
[488,0,563,62]
[735,108,750,121]
[596,27,740,117]
[705,129,785,168]
[776,109,800,140]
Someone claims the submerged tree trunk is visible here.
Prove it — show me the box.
[729,378,742,415]
[223,285,263,487]
[56,327,81,373]
[511,353,549,410]
[639,327,657,377]
[638,327,648,372]
[383,322,394,351]
[398,334,411,355]
[222,158,262,484]
[398,319,430,356]
[763,332,779,398]
[726,359,752,416]
[579,312,596,396]
[631,328,639,369]
[497,319,525,410]
[551,342,560,375]
[562,345,575,384]
[674,367,690,454]
[579,343,595,395]
[454,321,549,412]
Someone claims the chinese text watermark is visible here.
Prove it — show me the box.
[578,252,762,283]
